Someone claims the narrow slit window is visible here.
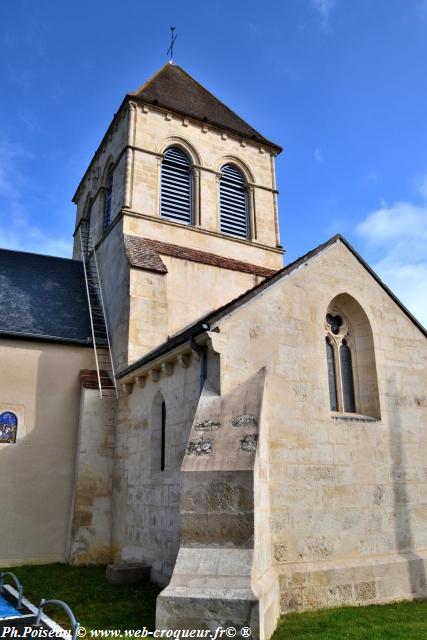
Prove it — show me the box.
[0,411,17,443]
[219,164,248,238]
[161,401,166,472]
[325,338,338,411]
[340,340,356,413]
[160,147,192,224]
[104,170,113,231]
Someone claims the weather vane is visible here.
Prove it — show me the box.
[167,26,177,63]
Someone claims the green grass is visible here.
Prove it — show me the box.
[1,563,161,632]
[272,600,427,640]
[2,564,427,638]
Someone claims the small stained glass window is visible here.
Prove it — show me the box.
[0,412,17,443]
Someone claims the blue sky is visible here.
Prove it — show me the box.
[0,0,426,325]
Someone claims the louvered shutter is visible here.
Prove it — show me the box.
[160,147,192,224]
[103,171,113,231]
[219,164,248,238]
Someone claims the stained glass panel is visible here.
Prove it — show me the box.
[0,411,17,443]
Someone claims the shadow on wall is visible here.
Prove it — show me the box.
[388,377,426,597]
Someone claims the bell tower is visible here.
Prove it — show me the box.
[72,63,284,369]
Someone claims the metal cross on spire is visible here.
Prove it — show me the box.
[166,26,177,63]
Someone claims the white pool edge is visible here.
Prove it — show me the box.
[3,584,72,636]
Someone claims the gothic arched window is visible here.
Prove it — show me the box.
[0,411,17,443]
[324,295,381,419]
[103,168,113,231]
[325,313,357,413]
[160,147,192,224]
[219,164,249,238]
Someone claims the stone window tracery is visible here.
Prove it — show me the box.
[325,311,357,413]
[324,294,380,419]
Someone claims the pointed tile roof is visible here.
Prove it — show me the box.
[130,63,281,152]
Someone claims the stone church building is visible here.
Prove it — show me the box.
[1,63,426,637]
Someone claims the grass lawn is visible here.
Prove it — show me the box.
[272,600,427,640]
[0,563,161,632]
[2,564,427,638]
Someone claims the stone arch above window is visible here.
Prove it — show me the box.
[151,391,166,475]
[157,138,201,167]
[0,411,17,443]
[219,163,249,239]
[325,293,380,419]
[160,147,193,225]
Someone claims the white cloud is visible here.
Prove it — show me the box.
[314,147,324,164]
[311,0,336,29]
[356,199,427,327]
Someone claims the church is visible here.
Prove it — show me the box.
[1,62,426,638]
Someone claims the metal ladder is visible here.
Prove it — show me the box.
[79,223,118,399]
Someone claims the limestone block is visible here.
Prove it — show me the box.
[106,563,150,585]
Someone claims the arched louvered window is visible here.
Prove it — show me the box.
[160,147,192,224]
[103,169,113,231]
[0,411,17,443]
[219,164,249,238]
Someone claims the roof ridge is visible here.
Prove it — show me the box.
[0,247,77,263]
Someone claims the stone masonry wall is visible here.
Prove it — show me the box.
[70,387,116,565]
[129,104,281,250]
[112,353,200,584]
[207,239,427,614]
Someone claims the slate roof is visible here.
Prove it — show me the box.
[124,235,277,277]
[130,63,282,152]
[0,248,92,344]
[118,234,427,380]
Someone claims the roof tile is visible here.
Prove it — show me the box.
[0,249,92,344]
[125,235,277,278]
[131,63,281,151]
